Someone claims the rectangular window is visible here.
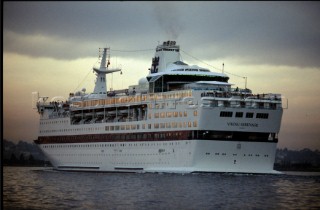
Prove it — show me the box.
[256,113,269,119]
[194,110,198,116]
[193,121,198,127]
[246,112,254,118]
[220,111,233,117]
[172,122,177,128]
[235,112,243,118]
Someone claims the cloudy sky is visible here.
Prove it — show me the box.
[3,1,320,150]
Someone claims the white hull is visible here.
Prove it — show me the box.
[39,139,279,174]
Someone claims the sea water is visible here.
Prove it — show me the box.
[3,167,320,210]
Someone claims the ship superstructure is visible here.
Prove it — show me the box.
[34,41,284,173]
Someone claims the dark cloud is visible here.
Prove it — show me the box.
[4,2,320,68]
[4,2,153,40]
[178,2,320,67]
[3,2,158,60]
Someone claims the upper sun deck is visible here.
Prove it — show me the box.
[36,87,284,123]
[69,90,193,110]
[68,88,283,110]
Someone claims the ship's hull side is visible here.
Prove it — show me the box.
[37,139,278,174]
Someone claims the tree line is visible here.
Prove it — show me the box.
[3,139,51,167]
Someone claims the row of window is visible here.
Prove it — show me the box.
[151,110,195,119]
[40,126,104,134]
[54,152,172,158]
[54,151,269,158]
[40,120,198,134]
[220,111,269,119]
[41,119,68,125]
[45,142,270,159]
[36,131,277,145]
[105,121,198,131]
[171,68,210,72]
[148,101,188,109]
[154,121,197,128]
[37,131,191,144]
[205,152,269,157]
[43,141,184,149]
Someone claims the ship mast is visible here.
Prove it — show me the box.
[93,48,121,94]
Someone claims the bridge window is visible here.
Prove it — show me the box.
[220,111,233,117]
[235,112,243,118]
[246,112,254,118]
[257,113,269,119]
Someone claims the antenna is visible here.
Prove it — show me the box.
[92,47,121,94]
[107,48,111,67]
[244,77,247,89]
[32,91,39,109]
[222,63,224,74]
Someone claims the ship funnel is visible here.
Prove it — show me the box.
[149,40,180,74]
[92,48,121,95]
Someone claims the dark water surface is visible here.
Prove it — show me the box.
[3,167,320,210]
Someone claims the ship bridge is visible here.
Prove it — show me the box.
[147,41,229,93]
[147,72,229,93]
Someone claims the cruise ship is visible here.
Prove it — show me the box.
[34,41,284,174]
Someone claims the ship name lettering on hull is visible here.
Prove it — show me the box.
[227,122,259,127]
